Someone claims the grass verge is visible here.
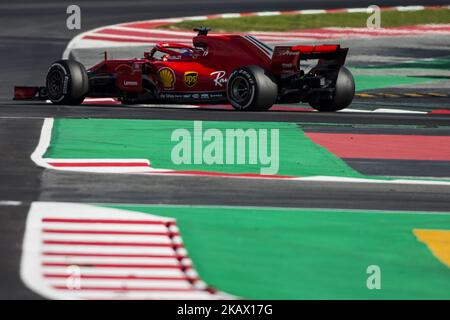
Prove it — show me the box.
[160,8,450,32]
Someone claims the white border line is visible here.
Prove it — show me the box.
[31,118,54,169]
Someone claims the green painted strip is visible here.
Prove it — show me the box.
[353,74,446,92]
[351,57,450,91]
[45,119,363,178]
[354,56,450,70]
[104,204,450,299]
[44,118,450,183]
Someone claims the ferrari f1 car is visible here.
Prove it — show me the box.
[14,27,355,111]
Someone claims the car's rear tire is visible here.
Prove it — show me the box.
[227,65,277,111]
[309,67,355,112]
[46,59,89,105]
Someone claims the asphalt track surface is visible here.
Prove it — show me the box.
[1,0,450,299]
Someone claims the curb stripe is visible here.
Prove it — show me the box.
[43,240,183,248]
[43,229,180,236]
[43,218,175,225]
[51,285,196,292]
[43,274,197,281]
[431,109,450,114]
[63,6,450,57]
[43,262,190,269]
[21,203,236,299]
[42,252,185,258]
[48,162,150,167]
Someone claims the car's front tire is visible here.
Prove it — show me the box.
[46,59,89,105]
[227,65,278,111]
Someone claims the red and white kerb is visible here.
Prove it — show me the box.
[21,202,235,300]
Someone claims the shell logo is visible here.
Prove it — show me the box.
[158,67,175,90]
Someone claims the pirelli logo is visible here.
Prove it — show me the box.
[158,67,175,90]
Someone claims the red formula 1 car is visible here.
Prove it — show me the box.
[14,27,355,111]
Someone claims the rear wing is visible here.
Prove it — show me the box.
[271,45,348,75]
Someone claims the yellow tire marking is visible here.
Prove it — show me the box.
[355,93,376,98]
[355,92,448,98]
[428,92,448,97]
[403,93,424,97]
[413,229,450,268]
[381,93,401,98]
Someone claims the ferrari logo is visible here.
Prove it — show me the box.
[158,67,175,90]
[184,71,198,88]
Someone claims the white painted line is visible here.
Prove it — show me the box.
[0,116,46,120]
[42,222,169,232]
[83,97,118,103]
[30,119,176,174]
[183,15,208,21]
[298,9,326,14]
[341,107,428,114]
[68,39,160,50]
[30,118,53,169]
[42,256,181,266]
[42,245,175,256]
[42,167,148,174]
[338,108,373,113]
[45,158,150,164]
[41,266,186,278]
[255,11,281,16]
[220,13,241,19]
[42,233,173,243]
[29,120,163,174]
[373,108,427,114]
[45,278,193,289]
[346,8,369,13]
[0,200,22,206]
[149,18,184,24]
[63,291,219,300]
[396,5,425,11]
[45,158,150,166]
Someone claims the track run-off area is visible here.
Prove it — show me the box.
[0,0,449,299]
